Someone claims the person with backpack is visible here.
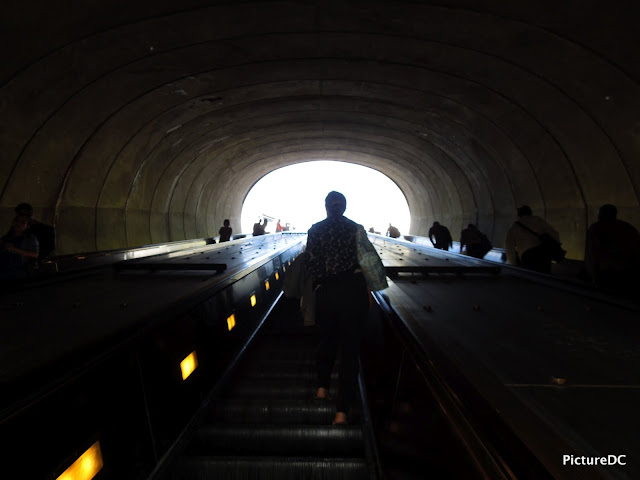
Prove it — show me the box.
[428,221,453,250]
[505,205,563,273]
[460,224,492,258]
[584,204,640,293]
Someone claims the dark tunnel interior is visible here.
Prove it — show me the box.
[1,0,639,257]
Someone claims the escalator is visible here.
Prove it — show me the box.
[164,297,379,479]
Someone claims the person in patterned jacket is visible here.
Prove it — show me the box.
[305,191,372,426]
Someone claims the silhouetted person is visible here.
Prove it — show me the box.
[584,204,640,293]
[460,224,492,258]
[276,219,283,232]
[253,219,267,236]
[386,223,400,238]
[506,205,560,273]
[15,203,55,259]
[219,219,232,242]
[428,221,452,250]
[305,191,380,426]
[0,215,39,279]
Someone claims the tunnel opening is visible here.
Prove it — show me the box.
[240,161,411,236]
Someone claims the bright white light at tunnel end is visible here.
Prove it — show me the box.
[241,161,411,235]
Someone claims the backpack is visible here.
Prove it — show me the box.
[516,222,566,263]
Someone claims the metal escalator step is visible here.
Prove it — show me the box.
[248,336,316,348]
[170,455,370,480]
[188,424,364,457]
[259,324,320,342]
[207,399,364,425]
[241,348,317,363]
[232,366,336,382]
[207,399,336,424]
[221,378,339,399]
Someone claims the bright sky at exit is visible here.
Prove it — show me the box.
[241,161,411,235]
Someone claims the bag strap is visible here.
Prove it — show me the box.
[515,221,541,239]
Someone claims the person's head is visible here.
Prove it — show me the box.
[325,191,346,217]
[15,203,34,217]
[597,204,617,221]
[433,221,440,227]
[223,219,230,226]
[468,223,477,229]
[517,205,532,217]
[11,215,31,235]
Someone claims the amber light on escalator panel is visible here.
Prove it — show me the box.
[180,351,198,380]
[265,280,270,291]
[227,313,236,331]
[275,272,279,280]
[56,441,103,480]
[250,294,257,307]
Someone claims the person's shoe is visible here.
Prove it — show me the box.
[332,411,348,426]
[315,387,329,399]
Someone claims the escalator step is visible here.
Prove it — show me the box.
[221,379,339,399]
[232,366,337,382]
[188,424,364,456]
[241,349,317,363]
[207,399,363,425]
[207,399,336,424]
[170,455,370,480]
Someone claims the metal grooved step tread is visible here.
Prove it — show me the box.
[207,399,356,425]
[189,424,364,456]
[168,298,372,479]
[171,456,370,480]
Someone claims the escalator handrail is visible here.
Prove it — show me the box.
[372,288,539,480]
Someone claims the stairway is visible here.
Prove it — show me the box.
[168,298,375,479]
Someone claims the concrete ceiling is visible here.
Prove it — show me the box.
[1,0,639,257]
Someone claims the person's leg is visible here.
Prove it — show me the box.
[316,284,340,397]
[334,275,369,420]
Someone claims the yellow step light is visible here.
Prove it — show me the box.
[275,272,280,280]
[250,294,257,307]
[227,313,236,331]
[180,351,198,380]
[57,441,103,480]
[264,280,270,291]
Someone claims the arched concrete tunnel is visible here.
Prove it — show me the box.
[1,1,639,258]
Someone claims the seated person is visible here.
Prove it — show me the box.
[0,215,39,279]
